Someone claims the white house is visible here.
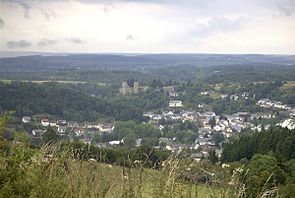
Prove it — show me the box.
[98,124,115,133]
[143,112,155,118]
[49,122,57,127]
[22,116,31,123]
[56,120,67,126]
[57,125,67,134]
[277,119,295,130]
[152,114,162,120]
[201,91,210,96]
[32,129,44,136]
[41,119,49,127]
[109,140,121,146]
[169,100,183,107]
[74,128,85,136]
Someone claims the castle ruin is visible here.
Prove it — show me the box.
[119,81,147,95]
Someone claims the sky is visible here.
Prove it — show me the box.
[0,0,295,54]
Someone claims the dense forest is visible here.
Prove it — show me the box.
[0,82,168,122]
[222,127,295,162]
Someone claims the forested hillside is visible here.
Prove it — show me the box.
[0,82,167,121]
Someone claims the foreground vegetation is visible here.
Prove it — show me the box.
[1,115,295,197]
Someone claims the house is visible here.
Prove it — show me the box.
[289,109,295,118]
[162,111,174,117]
[158,125,165,130]
[277,119,295,130]
[220,94,228,100]
[169,91,179,97]
[181,111,196,121]
[195,137,211,146]
[98,124,114,133]
[213,125,223,132]
[191,153,204,161]
[136,139,142,147]
[219,119,229,127]
[32,129,44,136]
[198,104,204,108]
[203,112,216,119]
[57,125,67,134]
[236,112,251,122]
[251,125,264,132]
[169,100,183,107]
[22,116,31,123]
[166,144,184,153]
[41,119,49,127]
[230,123,243,132]
[257,99,291,110]
[109,140,121,146]
[198,127,212,135]
[74,128,85,136]
[143,112,155,118]
[152,114,162,120]
[215,149,223,158]
[201,91,210,96]
[241,92,250,99]
[57,120,67,126]
[230,94,239,101]
[251,112,274,120]
[68,121,79,128]
[84,122,95,129]
[49,122,57,127]
[170,113,181,120]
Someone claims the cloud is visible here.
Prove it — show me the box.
[191,16,250,37]
[126,34,136,41]
[65,37,86,44]
[0,18,4,28]
[1,0,55,19]
[1,0,32,18]
[6,40,31,48]
[276,0,295,16]
[37,39,58,47]
[103,2,115,13]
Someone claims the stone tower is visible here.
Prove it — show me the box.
[133,82,139,94]
[122,81,129,95]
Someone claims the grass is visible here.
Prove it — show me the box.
[63,158,221,197]
[280,81,295,91]
[0,142,223,198]
[0,142,282,198]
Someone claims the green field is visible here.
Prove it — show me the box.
[0,79,88,84]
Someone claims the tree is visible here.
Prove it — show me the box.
[209,117,216,128]
[245,154,286,197]
[123,134,136,149]
[0,111,14,141]
[211,132,225,147]
[142,137,158,148]
[43,127,59,144]
[208,150,218,165]
[14,131,30,145]
[92,133,101,144]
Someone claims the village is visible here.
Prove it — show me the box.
[21,86,295,161]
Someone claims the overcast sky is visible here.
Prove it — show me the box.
[0,0,295,54]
